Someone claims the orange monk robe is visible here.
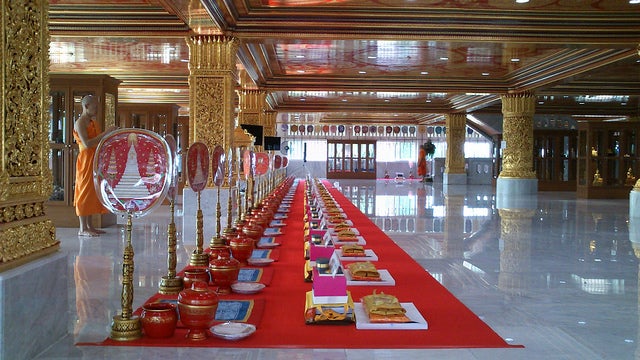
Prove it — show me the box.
[73,120,108,216]
[417,148,427,177]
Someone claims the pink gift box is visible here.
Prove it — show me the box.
[311,267,346,297]
[309,242,335,261]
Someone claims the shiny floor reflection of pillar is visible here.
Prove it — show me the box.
[36,179,638,360]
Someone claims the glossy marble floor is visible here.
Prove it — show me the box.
[35,179,639,359]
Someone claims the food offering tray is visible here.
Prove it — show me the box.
[304,291,355,325]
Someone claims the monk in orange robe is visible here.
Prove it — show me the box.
[73,95,116,236]
[417,144,427,180]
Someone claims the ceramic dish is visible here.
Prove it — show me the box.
[210,322,256,340]
[231,282,266,294]
[247,258,275,267]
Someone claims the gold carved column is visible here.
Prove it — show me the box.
[444,113,466,185]
[187,35,238,150]
[499,93,536,179]
[263,110,277,137]
[238,89,266,126]
[0,0,59,271]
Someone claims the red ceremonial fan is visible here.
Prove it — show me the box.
[254,152,269,176]
[164,134,178,200]
[282,156,289,168]
[187,142,210,192]
[211,145,225,187]
[273,154,282,169]
[94,128,172,216]
[243,149,254,178]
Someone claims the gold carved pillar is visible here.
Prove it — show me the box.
[0,0,59,271]
[238,89,266,126]
[499,92,536,179]
[263,110,277,137]
[497,208,534,296]
[187,35,238,150]
[444,113,466,185]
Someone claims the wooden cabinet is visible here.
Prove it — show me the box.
[576,122,638,198]
[533,130,578,191]
[47,74,120,226]
[327,140,376,179]
[117,103,179,135]
[118,103,187,197]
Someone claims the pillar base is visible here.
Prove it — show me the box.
[0,252,68,360]
[496,177,538,209]
[630,190,640,218]
[443,173,467,185]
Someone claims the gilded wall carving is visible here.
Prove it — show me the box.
[500,93,536,179]
[1,0,59,271]
[263,110,277,137]
[187,35,238,150]
[0,220,57,262]
[444,113,466,174]
[191,77,225,149]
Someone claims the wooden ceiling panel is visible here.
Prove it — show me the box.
[48,0,640,129]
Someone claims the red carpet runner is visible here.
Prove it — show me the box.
[82,179,523,349]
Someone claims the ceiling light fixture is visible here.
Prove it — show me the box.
[421,71,429,75]
[481,72,490,76]
[439,57,449,61]
[511,58,520,62]
[359,71,367,74]
[630,0,640,4]
[516,0,530,3]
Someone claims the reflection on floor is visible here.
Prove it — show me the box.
[36,179,639,360]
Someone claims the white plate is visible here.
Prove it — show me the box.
[331,235,366,246]
[231,282,266,294]
[344,269,395,286]
[336,249,378,261]
[247,258,274,267]
[211,322,256,340]
[353,303,428,330]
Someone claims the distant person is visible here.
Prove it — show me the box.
[73,95,116,236]
[417,143,427,181]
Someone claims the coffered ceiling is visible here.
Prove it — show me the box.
[48,0,640,136]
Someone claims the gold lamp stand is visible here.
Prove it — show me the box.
[110,213,142,341]
[189,190,209,266]
[159,198,183,294]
